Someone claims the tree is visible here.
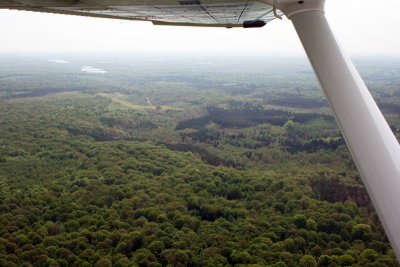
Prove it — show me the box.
[148,241,165,255]
[351,224,372,241]
[293,214,307,228]
[161,249,189,267]
[94,257,112,267]
[306,219,318,231]
[318,255,332,266]
[337,254,354,266]
[299,255,317,267]
[359,249,379,263]
[231,251,252,264]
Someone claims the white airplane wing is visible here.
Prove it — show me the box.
[0,0,279,28]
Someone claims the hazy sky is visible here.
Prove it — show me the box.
[0,0,399,56]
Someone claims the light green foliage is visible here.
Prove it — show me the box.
[337,254,355,266]
[299,255,317,267]
[352,224,373,241]
[231,251,252,264]
[306,218,318,231]
[360,249,380,262]
[94,257,112,267]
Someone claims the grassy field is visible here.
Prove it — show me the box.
[98,93,184,112]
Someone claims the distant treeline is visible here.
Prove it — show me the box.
[266,94,328,109]
[176,107,334,130]
[3,87,93,99]
[377,101,400,114]
[161,143,240,168]
[265,93,400,114]
[283,138,345,154]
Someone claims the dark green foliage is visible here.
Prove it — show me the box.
[177,106,334,130]
[293,214,307,229]
[318,255,332,266]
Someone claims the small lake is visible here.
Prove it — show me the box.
[81,66,107,73]
[49,59,69,64]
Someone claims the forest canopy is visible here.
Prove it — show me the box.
[0,54,399,266]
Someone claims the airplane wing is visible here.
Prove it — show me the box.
[0,0,279,28]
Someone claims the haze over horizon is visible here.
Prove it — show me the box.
[0,0,399,57]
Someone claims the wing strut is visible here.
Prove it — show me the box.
[282,0,400,258]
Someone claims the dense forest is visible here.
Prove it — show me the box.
[0,53,400,266]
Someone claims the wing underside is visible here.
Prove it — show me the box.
[0,0,278,27]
